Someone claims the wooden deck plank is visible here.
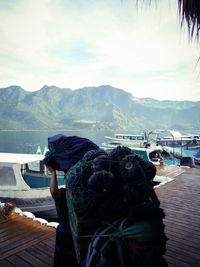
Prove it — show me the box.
[156,167,200,267]
[165,254,194,267]
[24,245,54,266]
[0,230,53,256]
[167,240,199,257]
[42,238,55,249]
[7,254,31,267]
[0,213,55,264]
[0,232,55,261]
[166,248,199,267]
[19,250,50,267]
[32,241,55,257]
[0,260,15,267]
[0,220,44,241]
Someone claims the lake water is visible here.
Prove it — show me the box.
[0,130,114,154]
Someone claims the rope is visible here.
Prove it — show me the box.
[70,218,165,244]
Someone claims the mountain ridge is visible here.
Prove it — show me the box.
[0,85,199,131]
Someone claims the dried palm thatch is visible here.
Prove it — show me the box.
[140,0,200,41]
[178,0,200,41]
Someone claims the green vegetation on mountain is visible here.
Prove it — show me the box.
[0,85,199,131]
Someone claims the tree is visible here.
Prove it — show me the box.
[178,0,200,41]
[142,0,200,41]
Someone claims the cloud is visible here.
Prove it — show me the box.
[0,0,199,100]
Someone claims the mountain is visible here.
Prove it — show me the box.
[0,85,199,131]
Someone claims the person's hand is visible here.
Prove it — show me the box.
[47,165,56,173]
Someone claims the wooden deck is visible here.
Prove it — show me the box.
[156,166,200,267]
[0,165,199,267]
[0,213,56,267]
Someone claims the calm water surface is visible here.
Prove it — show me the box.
[0,130,114,154]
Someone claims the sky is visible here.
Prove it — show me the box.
[0,0,200,101]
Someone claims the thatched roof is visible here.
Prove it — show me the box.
[143,0,200,41]
[178,0,200,41]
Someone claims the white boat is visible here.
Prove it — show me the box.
[163,146,200,166]
[104,133,148,148]
[102,132,173,165]
[101,141,177,166]
[0,153,65,213]
[148,130,200,150]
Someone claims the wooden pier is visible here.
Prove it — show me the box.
[156,166,200,267]
[0,165,199,266]
[0,213,56,267]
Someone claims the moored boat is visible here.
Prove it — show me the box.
[148,129,200,150]
[104,132,148,147]
[100,141,178,166]
[0,152,65,213]
[164,146,200,166]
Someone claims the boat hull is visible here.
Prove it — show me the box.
[164,146,200,166]
[0,152,65,217]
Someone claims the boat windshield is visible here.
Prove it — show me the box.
[136,136,145,140]
[0,165,17,185]
[115,135,145,141]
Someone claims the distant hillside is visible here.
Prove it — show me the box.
[0,85,200,131]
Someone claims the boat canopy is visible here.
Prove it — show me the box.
[169,130,182,138]
[0,153,44,165]
[148,130,183,138]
